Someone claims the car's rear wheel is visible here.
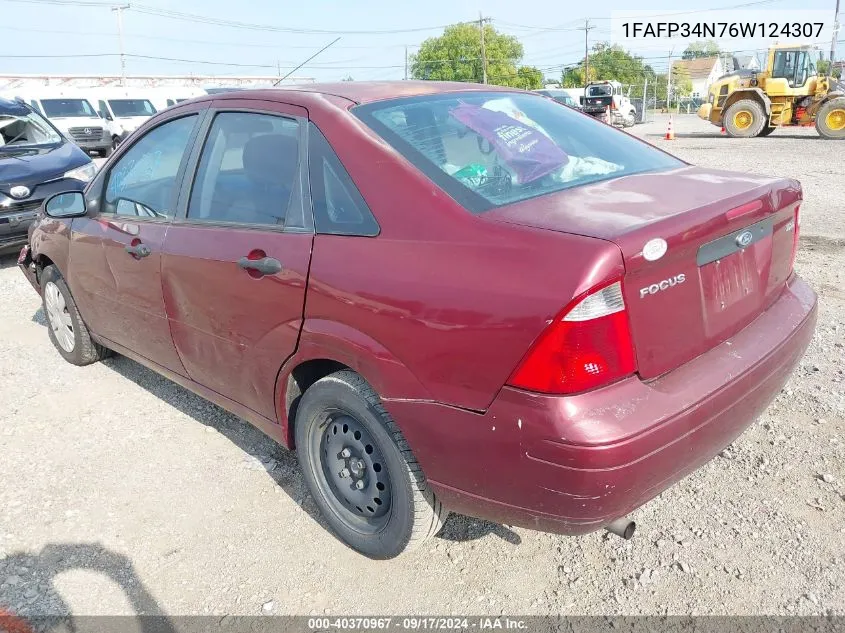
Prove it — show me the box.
[41,266,109,365]
[295,369,447,559]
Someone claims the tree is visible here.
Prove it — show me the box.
[682,40,721,60]
[671,65,693,99]
[515,65,544,89]
[411,23,530,87]
[559,42,656,95]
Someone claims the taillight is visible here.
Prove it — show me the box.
[789,204,801,271]
[507,280,637,395]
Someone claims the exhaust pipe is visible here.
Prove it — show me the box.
[605,518,636,540]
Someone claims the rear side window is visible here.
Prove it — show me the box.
[308,123,379,236]
[354,92,682,213]
[187,111,301,227]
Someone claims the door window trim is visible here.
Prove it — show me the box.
[172,106,313,235]
[96,108,209,224]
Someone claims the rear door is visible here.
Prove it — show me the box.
[161,101,313,419]
[69,108,205,374]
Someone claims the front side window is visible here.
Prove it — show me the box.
[108,99,157,117]
[105,114,197,218]
[354,92,682,213]
[187,111,300,227]
[41,99,97,118]
[0,108,62,148]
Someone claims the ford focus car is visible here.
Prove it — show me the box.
[19,82,817,559]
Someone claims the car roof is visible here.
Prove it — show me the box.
[202,81,521,106]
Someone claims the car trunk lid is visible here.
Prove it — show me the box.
[485,166,801,379]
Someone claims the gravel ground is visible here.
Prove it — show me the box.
[1,114,843,618]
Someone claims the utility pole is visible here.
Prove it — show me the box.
[578,19,595,94]
[831,0,841,64]
[666,46,675,112]
[112,4,130,87]
[405,45,408,80]
[479,12,488,84]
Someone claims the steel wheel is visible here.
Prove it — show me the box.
[295,370,447,558]
[44,281,75,353]
[312,409,393,534]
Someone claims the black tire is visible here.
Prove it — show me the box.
[723,99,767,138]
[815,98,845,139]
[295,369,447,559]
[41,266,109,366]
[758,125,777,136]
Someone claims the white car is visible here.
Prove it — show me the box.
[90,92,158,148]
[26,95,112,156]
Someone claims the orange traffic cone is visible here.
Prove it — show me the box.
[606,105,612,125]
[665,115,675,140]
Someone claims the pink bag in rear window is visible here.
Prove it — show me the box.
[449,103,568,184]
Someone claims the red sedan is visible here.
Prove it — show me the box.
[19,82,817,559]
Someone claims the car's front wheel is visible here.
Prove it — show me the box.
[41,266,109,365]
[295,369,447,559]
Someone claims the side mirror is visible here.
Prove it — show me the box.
[44,191,87,218]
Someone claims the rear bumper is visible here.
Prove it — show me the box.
[387,274,817,535]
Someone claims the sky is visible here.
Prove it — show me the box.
[0,0,840,83]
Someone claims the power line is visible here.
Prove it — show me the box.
[0,25,414,50]
[0,0,464,34]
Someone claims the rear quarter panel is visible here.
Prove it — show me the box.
[300,101,626,411]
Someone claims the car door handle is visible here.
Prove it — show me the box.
[238,256,282,276]
[125,243,151,258]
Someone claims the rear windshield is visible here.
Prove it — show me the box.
[588,85,613,97]
[354,92,682,212]
[41,99,97,118]
[108,99,157,117]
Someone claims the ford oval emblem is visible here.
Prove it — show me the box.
[9,185,30,199]
[736,230,754,248]
[642,238,668,262]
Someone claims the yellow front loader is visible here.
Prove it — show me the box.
[698,45,845,139]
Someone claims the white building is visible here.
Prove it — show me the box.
[671,57,725,100]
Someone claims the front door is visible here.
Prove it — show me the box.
[69,111,203,374]
[161,104,313,418]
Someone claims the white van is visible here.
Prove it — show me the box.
[24,91,112,156]
[148,87,206,112]
[89,89,158,147]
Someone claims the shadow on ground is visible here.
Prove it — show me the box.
[0,542,175,631]
[0,254,21,270]
[26,312,524,551]
[646,132,823,140]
